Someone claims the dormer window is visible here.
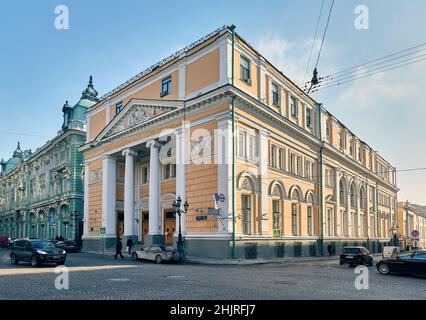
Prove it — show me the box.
[161,76,172,97]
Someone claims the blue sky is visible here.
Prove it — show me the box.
[0,0,425,203]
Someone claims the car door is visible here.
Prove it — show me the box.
[394,253,417,274]
[409,252,426,275]
[13,240,24,260]
[141,246,152,260]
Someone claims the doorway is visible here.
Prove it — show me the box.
[117,211,124,238]
[164,210,176,245]
[141,212,149,243]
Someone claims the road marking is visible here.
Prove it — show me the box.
[107,278,131,282]
[0,265,137,277]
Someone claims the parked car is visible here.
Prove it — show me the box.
[339,246,373,267]
[377,250,426,276]
[10,239,67,267]
[131,245,180,264]
[382,246,400,259]
[56,240,81,253]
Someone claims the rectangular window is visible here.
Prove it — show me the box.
[296,156,302,176]
[248,135,255,160]
[161,76,172,97]
[290,97,298,117]
[115,101,123,114]
[238,131,245,158]
[306,108,312,128]
[270,145,276,167]
[326,121,331,141]
[307,206,313,236]
[289,153,295,174]
[327,208,333,236]
[338,132,343,149]
[292,203,299,236]
[278,148,284,170]
[242,195,252,235]
[240,56,251,83]
[272,82,279,106]
[142,166,149,184]
[272,200,281,231]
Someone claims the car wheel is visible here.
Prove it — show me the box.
[155,254,163,264]
[10,254,19,265]
[30,255,39,267]
[132,252,139,261]
[378,263,390,275]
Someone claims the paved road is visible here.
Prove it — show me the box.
[0,248,425,300]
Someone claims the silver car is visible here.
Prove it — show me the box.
[132,245,180,264]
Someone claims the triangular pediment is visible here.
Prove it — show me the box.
[97,99,182,141]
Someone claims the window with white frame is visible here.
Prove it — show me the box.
[290,96,298,117]
[240,56,251,83]
[306,108,312,128]
[289,152,302,176]
[142,165,149,184]
[238,128,257,161]
[338,132,343,149]
[272,82,279,106]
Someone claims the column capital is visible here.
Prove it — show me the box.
[122,148,137,157]
[146,140,162,149]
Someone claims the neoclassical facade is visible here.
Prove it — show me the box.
[81,26,398,258]
[0,78,99,241]
[397,201,426,249]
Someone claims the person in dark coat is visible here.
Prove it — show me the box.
[114,238,124,259]
[126,237,134,256]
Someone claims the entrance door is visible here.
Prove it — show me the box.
[164,211,176,245]
[141,212,149,243]
[117,212,124,238]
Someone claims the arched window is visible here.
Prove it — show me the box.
[359,187,365,210]
[291,189,301,236]
[339,180,346,205]
[271,183,284,235]
[350,183,356,208]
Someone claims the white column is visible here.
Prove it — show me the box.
[83,163,90,237]
[147,140,161,236]
[102,156,117,237]
[122,148,137,237]
[347,190,352,238]
[356,188,361,238]
[259,128,270,236]
[217,118,232,233]
[176,123,188,235]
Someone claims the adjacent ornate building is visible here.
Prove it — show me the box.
[0,77,99,241]
[80,26,399,259]
[397,201,426,249]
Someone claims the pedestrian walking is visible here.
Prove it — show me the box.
[114,238,124,259]
[126,237,134,256]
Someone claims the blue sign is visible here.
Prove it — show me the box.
[196,216,208,221]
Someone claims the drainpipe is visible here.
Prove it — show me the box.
[230,24,236,259]
[317,103,324,256]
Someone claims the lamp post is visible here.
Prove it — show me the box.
[172,196,189,258]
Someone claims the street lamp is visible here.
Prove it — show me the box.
[172,196,189,258]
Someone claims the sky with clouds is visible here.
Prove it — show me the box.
[0,0,425,203]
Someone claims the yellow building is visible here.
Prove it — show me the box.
[397,201,426,249]
[80,26,399,258]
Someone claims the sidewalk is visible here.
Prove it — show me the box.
[81,248,341,265]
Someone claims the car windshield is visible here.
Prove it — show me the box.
[343,248,360,254]
[32,241,55,249]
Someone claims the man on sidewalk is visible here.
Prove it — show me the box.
[126,237,134,256]
[114,238,124,259]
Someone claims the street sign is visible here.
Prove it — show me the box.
[273,229,282,238]
[99,227,107,235]
[207,207,221,216]
[196,216,208,221]
[411,230,419,240]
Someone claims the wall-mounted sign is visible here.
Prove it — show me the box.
[207,207,221,216]
[99,227,107,235]
[196,216,208,221]
[273,229,282,238]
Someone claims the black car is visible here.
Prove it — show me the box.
[56,240,81,253]
[377,250,426,276]
[10,239,67,267]
[339,246,373,267]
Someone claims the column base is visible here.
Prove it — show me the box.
[144,234,164,245]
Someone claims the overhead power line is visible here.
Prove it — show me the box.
[304,0,326,83]
[314,0,335,69]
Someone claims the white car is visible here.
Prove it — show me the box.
[131,245,180,264]
[382,246,400,259]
